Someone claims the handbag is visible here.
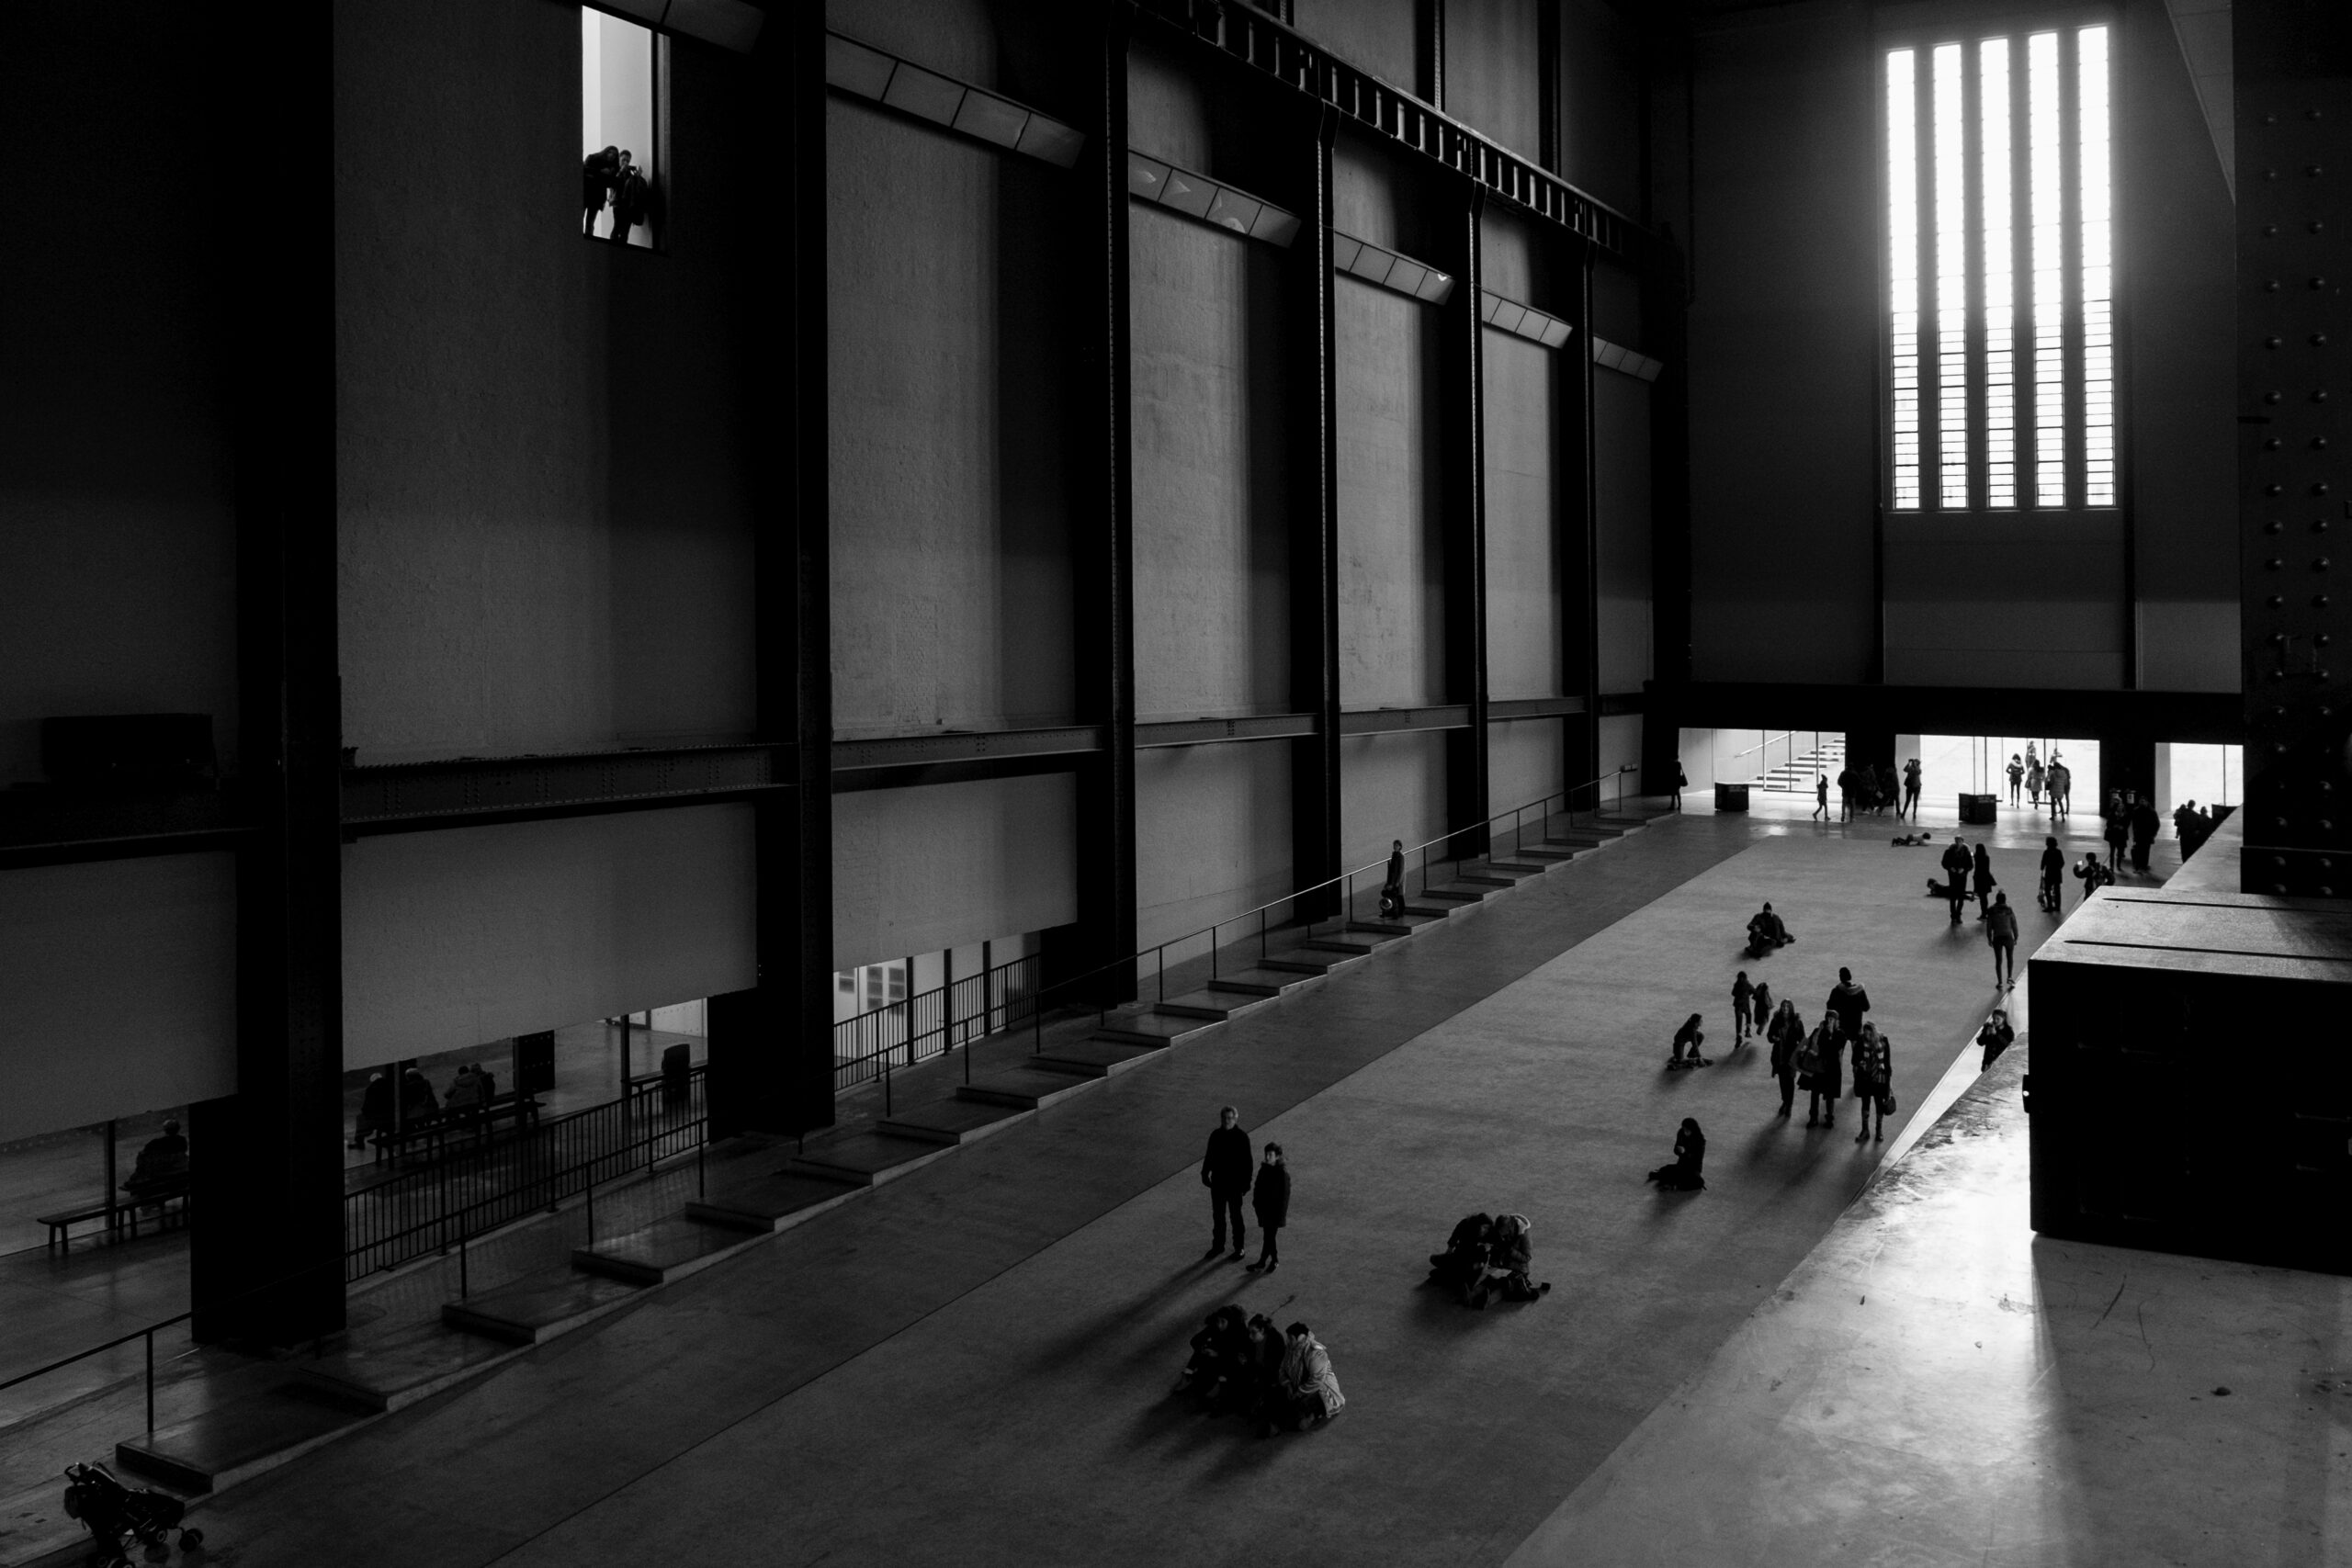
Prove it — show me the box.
[1878,1091,1897,1115]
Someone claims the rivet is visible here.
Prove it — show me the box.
[2267,516,2285,528]
[2318,634,2334,647]
[2309,166,2326,177]
[2266,391,2283,403]
[2317,595,2333,609]
[2312,109,2326,121]
[2264,224,2281,237]
[2267,557,2285,570]
[2320,520,2335,534]
[2267,483,2285,495]
[2317,437,2333,449]
[2317,484,2335,496]
[2271,631,2289,644]
[2316,334,2333,345]
[2314,277,2333,288]
[2313,220,2328,234]
[2268,594,2285,607]
[2265,114,2279,126]
[2265,167,2280,179]
[2267,335,2284,348]
[2319,390,2335,402]
[2265,279,2283,292]
[2318,558,2334,570]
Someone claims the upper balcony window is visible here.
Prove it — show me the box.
[582,8,663,249]
[1886,24,2112,513]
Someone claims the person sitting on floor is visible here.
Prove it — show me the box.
[1474,1213,1554,1306]
[1427,1213,1494,1303]
[1668,1013,1710,1070]
[1236,1314,1285,1420]
[1746,901,1793,954]
[1647,1118,1707,1191]
[1260,1322,1345,1436]
[1173,1305,1250,1406]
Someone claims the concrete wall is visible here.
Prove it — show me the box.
[1686,0,2237,695]
[826,0,996,84]
[1338,276,1448,707]
[0,857,238,1142]
[1295,0,1417,90]
[1341,731,1451,876]
[0,8,237,785]
[1489,718,1566,815]
[1485,332,1564,700]
[342,807,756,1070]
[1130,207,1292,719]
[1446,0,1542,158]
[1561,0,1645,219]
[1135,743,1295,953]
[831,774,1079,971]
[828,96,1077,736]
[336,0,757,763]
[1595,367,1654,692]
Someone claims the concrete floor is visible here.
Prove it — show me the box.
[157,808,2266,1568]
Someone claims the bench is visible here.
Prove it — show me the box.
[370,1091,541,1162]
[40,1182,192,1250]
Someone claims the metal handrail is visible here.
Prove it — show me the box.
[1728,732,1794,761]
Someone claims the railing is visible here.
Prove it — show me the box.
[1729,732,1794,761]
[831,953,1041,1111]
[343,1066,708,1283]
[1001,769,1643,1056]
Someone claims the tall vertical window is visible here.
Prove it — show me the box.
[1886,23,2114,512]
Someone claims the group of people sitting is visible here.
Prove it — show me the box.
[1173,1309,1346,1436]
[1425,1213,1554,1307]
[350,1063,504,1149]
[1836,761,1903,817]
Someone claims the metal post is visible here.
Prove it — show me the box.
[144,1330,154,1434]
[103,1121,118,1232]
[459,1232,469,1300]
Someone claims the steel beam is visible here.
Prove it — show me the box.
[1137,714,1319,748]
[340,745,794,832]
[1340,705,1473,737]
[1129,0,1643,260]
[0,795,246,870]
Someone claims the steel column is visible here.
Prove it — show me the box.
[1440,189,1488,856]
[1287,101,1342,920]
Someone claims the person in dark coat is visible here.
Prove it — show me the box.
[1985,890,2020,987]
[1671,760,1686,811]
[608,152,653,244]
[1766,999,1804,1117]
[1901,757,1922,820]
[2130,796,2161,874]
[400,1066,440,1123]
[1849,1024,1893,1143]
[123,1120,189,1201]
[2104,795,2131,871]
[1427,1213,1492,1303]
[582,145,619,234]
[1647,1119,1707,1190]
[2075,850,2113,905]
[1977,1008,2016,1070]
[1971,842,1997,921]
[1380,839,1407,919]
[1837,765,1856,821]
[1731,972,1754,1043]
[1173,1304,1250,1404]
[2038,833,2066,911]
[1804,1010,1844,1129]
[1939,837,1973,924]
[1477,1213,1551,1303]
[2007,754,2024,806]
[1248,1143,1290,1274]
[1668,1012,1709,1070]
[352,1070,393,1149]
[1200,1106,1254,1260]
[1826,967,1871,1042]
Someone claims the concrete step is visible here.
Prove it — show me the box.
[1301,936,1381,955]
[1259,950,1361,975]
[1452,873,1518,887]
[1093,1010,1220,1046]
[572,1213,758,1286]
[1401,899,1472,919]
[686,1169,865,1235]
[1509,845,1577,861]
[1423,883,1499,903]
[1208,966,1318,996]
[1154,988,1276,1021]
[786,1130,959,1187]
[876,1097,1033,1146]
[1461,863,1539,882]
[1347,915,1444,937]
[1480,858,1550,874]
[441,1267,645,1347]
[116,1381,377,1494]
[1034,1039,1167,1077]
[294,1311,523,1416]
[956,1068,1100,1111]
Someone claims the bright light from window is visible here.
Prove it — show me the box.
[1980,39,2015,508]
[1888,50,1921,511]
[2028,32,2064,506]
[2078,26,2114,506]
[1933,44,1968,507]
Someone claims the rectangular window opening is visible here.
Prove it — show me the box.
[1889,23,2111,515]
[583,10,662,249]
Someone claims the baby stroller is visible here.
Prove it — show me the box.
[62,1461,203,1565]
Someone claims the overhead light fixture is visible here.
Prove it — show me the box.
[1126,152,1301,248]
[827,30,1087,170]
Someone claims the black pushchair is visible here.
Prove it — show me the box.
[62,1461,203,1565]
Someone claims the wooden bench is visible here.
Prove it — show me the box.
[39,1183,191,1249]
[370,1091,540,1162]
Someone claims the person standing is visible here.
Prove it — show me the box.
[1752,978,1773,1041]
[1731,971,1755,1044]
[1901,757,1922,821]
[1985,890,2019,987]
[1971,841,1997,921]
[1767,999,1803,1118]
[1248,1144,1290,1274]
[1200,1106,1254,1261]
[1671,760,1686,812]
[1939,836,1974,925]
[2038,833,2066,911]
[2075,850,2113,905]
[1977,1008,2016,1070]
[2025,755,2045,809]
[2007,753,2024,806]
[1838,765,1856,822]
[608,151,651,244]
[1803,1010,1843,1129]
[1814,773,1829,822]
[2049,758,2072,818]
[582,144,618,235]
[1380,839,1407,919]
[1849,1025,1892,1144]
[2104,795,2132,872]
[2130,794,2161,874]
[1827,966,1871,1042]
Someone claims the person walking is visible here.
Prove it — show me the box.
[1767,999,1804,1118]
[1814,773,1829,822]
[1803,1010,1843,1129]
[1971,841,1997,921]
[1901,757,1922,821]
[2048,758,2072,818]
[1849,1024,1892,1143]
[1731,971,1755,1044]
[2074,850,2113,905]
[1838,765,1856,822]
[1751,978,1773,1041]
[1248,1144,1290,1274]
[1199,1106,1254,1261]
[1827,966,1871,1042]
[2007,753,2024,806]
[2025,755,2045,809]
[1985,890,2019,987]
[1939,836,1974,925]
[2130,794,2161,874]
[1671,759,1686,812]
[2038,833,2066,912]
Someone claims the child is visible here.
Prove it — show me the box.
[1731,972,1754,1043]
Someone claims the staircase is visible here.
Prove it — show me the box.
[1750,736,1844,794]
